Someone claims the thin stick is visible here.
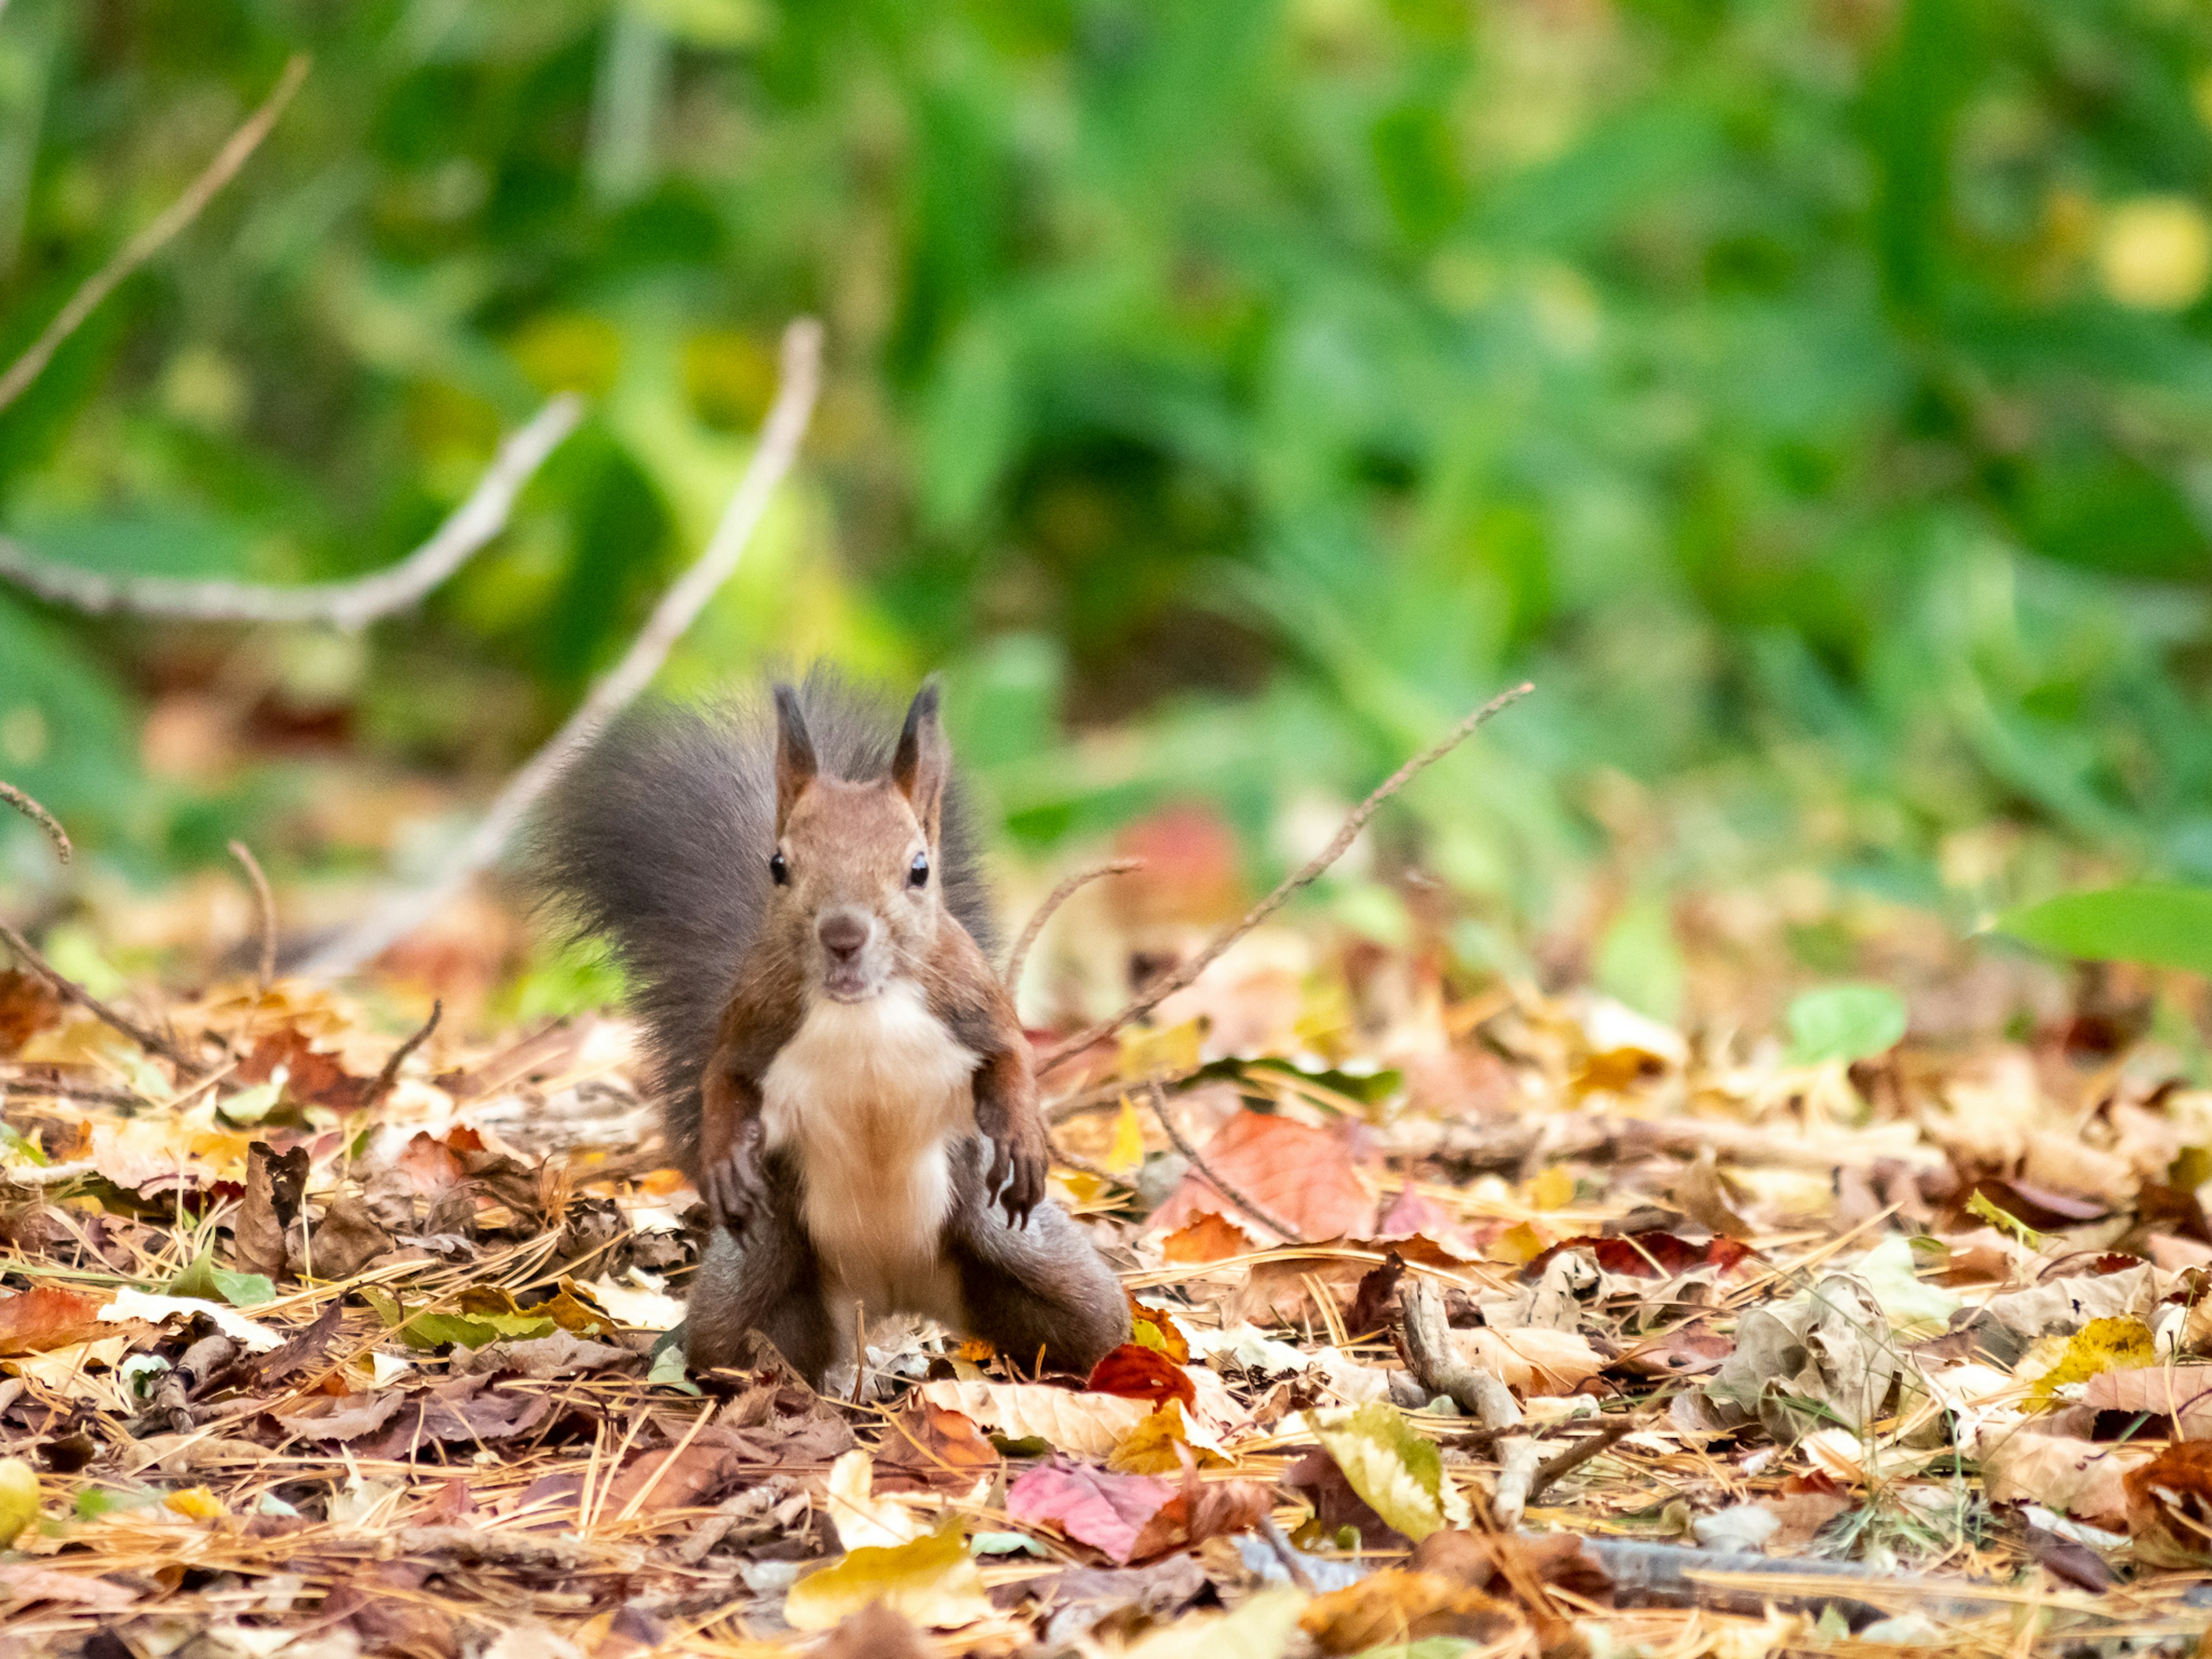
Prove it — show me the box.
[228,840,276,988]
[365,1000,442,1108]
[302,319,824,978]
[1002,858,1142,990]
[1146,1082,1306,1245]
[1257,1515,1318,1593]
[1527,1416,1638,1503]
[0,396,581,627]
[851,1300,868,1406]
[0,781,69,862]
[0,921,201,1073]
[0,56,309,417]
[1037,681,1534,1073]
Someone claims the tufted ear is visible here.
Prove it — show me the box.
[772,683,817,834]
[891,677,949,844]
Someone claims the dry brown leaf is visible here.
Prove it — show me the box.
[1298,1568,1523,1656]
[915,1380,1151,1457]
[1976,1424,2152,1529]
[2123,1438,2212,1569]
[2082,1364,2212,1433]
[0,1285,107,1355]
[1453,1327,1606,1395]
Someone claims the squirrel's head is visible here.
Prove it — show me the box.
[767,679,951,1002]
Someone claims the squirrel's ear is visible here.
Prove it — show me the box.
[892,677,949,842]
[772,683,817,832]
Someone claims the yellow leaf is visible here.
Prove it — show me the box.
[0,1458,39,1546]
[1108,1401,1232,1475]
[2027,1316,2157,1399]
[783,1521,993,1633]
[822,1451,928,1550]
[1105,1095,1146,1178]
[164,1486,223,1521]
[1120,1018,1205,1080]
[1491,1221,1547,1265]
[1527,1166,1575,1212]
[1310,1404,1470,1541]
[1122,1586,1310,1658]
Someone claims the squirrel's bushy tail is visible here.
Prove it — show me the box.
[525,665,997,1176]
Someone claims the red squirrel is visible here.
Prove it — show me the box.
[533,668,1130,1383]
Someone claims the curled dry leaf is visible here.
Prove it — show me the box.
[1298,1568,1523,1657]
[783,1524,994,1634]
[2123,1438,2212,1569]
[917,1379,1152,1457]
[1086,1342,1198,1409]
[1452,1327,1607,1395]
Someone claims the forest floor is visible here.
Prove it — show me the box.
[2,879,2211,1659]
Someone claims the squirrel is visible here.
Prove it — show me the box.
[531,666,1131,1384]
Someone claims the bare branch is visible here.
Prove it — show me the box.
[228,840,276,988]
[301,319,825,978]
[366,999,442,1108]
[1,781,69,862]
[0,921,202,1074]
[1037,681,1535,1074]
[0,396,582,628]
[1400,1277,1521,1431]
[1527,1416,1638,1503]
[0,55,310,417]
[1146,1082,1306,1245]
[1003,858,1142,991]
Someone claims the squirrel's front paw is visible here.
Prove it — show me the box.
[700,1127,767,1235]
[987,1129,1049,1229]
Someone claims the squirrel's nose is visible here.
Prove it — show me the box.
[817,910,869,960]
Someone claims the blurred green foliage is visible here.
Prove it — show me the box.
[3,0,2212,961]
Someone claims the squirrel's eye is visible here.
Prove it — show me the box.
[908,851,930,888]
[768,851,789,886]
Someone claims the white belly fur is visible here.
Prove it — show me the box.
[760,981,978,1344]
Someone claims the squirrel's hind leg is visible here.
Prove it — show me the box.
[683,1180,836,1384]
[946,1140,1131,1376]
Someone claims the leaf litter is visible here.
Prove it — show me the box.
[2,906,2212,1657]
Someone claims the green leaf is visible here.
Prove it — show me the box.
[1785,984,1908,1066]
[1967,1189,2045,1249]
[167,1249,275,1309]
[1121,1586,1310,1658]
[1997,885,2212,976]
[1310,1403,1469,1543]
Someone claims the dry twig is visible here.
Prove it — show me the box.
[1400,1277,1520,1431]
[0,56,309,416]
[1146,1082,1306,1244]
[366,1000,443,1108]
[1037,681,1533,1073]
[228,840,276,988]
[1,780,69,862]
[1002,858,1142,991]
[0,921,202,1073]
[0,396,581,627]
[1526,1416,1638,1503]
[302,319,824,977]
[1491,1436,1542,1529]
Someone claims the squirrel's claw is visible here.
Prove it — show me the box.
[988,1132,1048,1229]
[702,1124,767,1236]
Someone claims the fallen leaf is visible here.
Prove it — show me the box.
[0,1563,137,1611]
[823,1450,929,1550]
[2084,1365,2212,1435]
[1978,1425,2152,1529]
[0,1459,37,1546]
[783,1522,994,1633]
[1147,1111,1373,1241]
[2027,1317,2156,1397]
[233,1140,307,1281]
[272,1391,408,1443]
[916,1380,1151,1457]
[2123,1439,2212,1569]
[101,1289,283,1353]
[1297,1568,1522,1656]
[1086,1343,1198,1410]
[309,1192,394,1280]
[812,1603,931,1659]
[1119,1585,1309,1659]
[1453,1326,1607,1395]
[1006,1457,1173,1563]
[0,1285,107,1355]
[878,1403,999,1484]
[1161,1211,1257,1264]
[1309,1403,1471,1543]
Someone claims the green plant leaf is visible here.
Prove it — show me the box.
[1785,984,1908,1066]
[1997,885,2212,976]
[1309,1403,1469,1542]
[166,1249,275,1309]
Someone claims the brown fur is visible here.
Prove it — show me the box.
[680,679,1127,1382]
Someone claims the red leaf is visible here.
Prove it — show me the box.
[1148,1111,1373,1242]
[1006,1458,1173,1565]
[1524,1232,1754,1281]
[237,1029,371,1111]
[1085,1344,1197,1410]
